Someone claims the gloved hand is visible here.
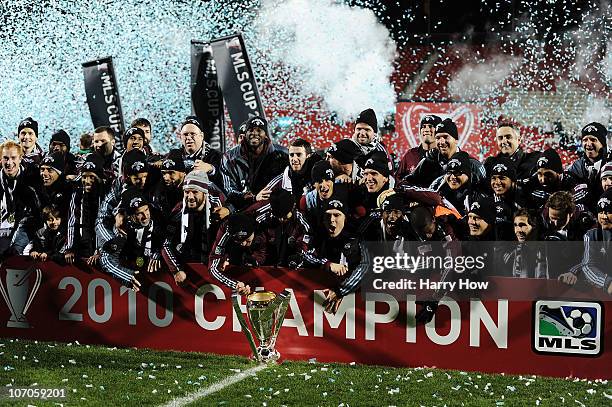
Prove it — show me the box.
[287,254,303,269]
[415,300,439,324]
[244,255,259,267]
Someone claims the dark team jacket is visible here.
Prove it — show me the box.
[484,148,539,184]
[221,139,288,209]
[575,226,612,292]
[31,225,67,263]
[405,148,487,188]
[208,222,269,290]
[64,184,106,258]
[101,215,165,264]
[522,172,578,211]
[161,188,226,276]
[181,143,224,190]
[263,154,323,204]
[244,201,312,267]
[302,230,368,297]
[0,169,41,238]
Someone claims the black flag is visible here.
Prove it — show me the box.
[210,34,265,134]
[191,40,226,152]
[82,57,125,152]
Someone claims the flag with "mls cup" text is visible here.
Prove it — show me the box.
[190,40,226,152]
[210,33,266,136]
[82,57,126,152]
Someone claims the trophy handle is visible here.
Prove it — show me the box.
[0,274,17,319]
[269,289,292,349]
[231,291,259,357]
[23,268,42,315]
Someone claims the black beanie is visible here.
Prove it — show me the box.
[122,149,149,176]
[435,118,458,140]
[327,139,363,165]
[227,213,256,241]
[323,197,348,215]
[181,116,203,132]
[581,122,608,148]
[469,198,496,226]
[161,148,186,172]
[311,161,335,183]
[489,156,517,181]
[81,152,105,179]
[120,187,148,215]
[51,130,71,151]
[420,114,442,128]
[536,149,563,174]
[363,151,390,177]
[18,117,38,137]
[597,189,612,213]
[446,151,471,176]
[123,127,146,148]
[356,108,378,133]
[245,116,268,136]
[381,193,406,212]
[269,189,294,218]
[40,152,66,175]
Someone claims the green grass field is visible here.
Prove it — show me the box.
[0,339,609,406]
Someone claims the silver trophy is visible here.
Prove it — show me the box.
[232,289,291,363]
[0,267,42,328]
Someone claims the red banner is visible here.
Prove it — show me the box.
[396,102,483,158]
[0,257,609,379]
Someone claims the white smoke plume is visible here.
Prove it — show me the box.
[256,0,397,121]
[448,54,522,100]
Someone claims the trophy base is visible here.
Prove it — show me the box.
[7,318,30,328]
[254,347,280,363]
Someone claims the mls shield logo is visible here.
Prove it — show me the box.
[533,300,603,356]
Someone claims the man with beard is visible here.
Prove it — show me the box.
[542,191,592,242]
[38,152,73,219]
[178,116,223,188]
[326,139,363,183]
[563,190,612,295]
[63,153,108,265]
[0,141,41,256]
[100,188,165,292]
[151,149,186,214]
[96,149,151,247]
[360,151,394,215]
[408,118,486,187]
[499,209,548,278]
[396,114,441,180]
[48,130,80,176]
[208,213,269,295]
[17,117,44,167]
[484,120,539,183]
[301,198,368,314]
[130,118,156,155]
[93,126,121,180]
[247,189,311,267]
[523,148,578,211]
[162,171,228,286]
[222,116,287,209]
[258,138,322,204]
[351,108,389,170]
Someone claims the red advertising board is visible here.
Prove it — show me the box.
[0,257,609,380]
[395,102,483,159]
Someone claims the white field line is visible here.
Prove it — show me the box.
[159,364,269,407]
